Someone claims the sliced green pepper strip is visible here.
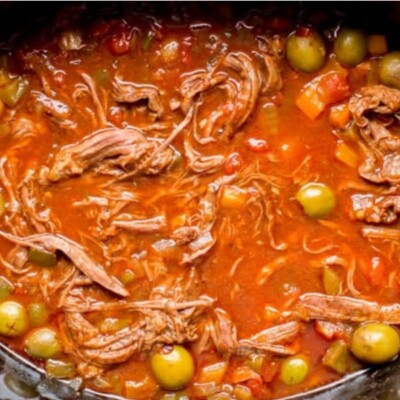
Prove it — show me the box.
[0,53,10,69]
[28,302,48,327]
[141,32,154,51]
[93,68,109,84]
[322,340,351,374]
[28,248,57,267]
[323,267,341,295]
[0,77,29,107]
[45,359,76,379]
[0,276,13,300]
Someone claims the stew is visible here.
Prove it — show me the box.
[0,2,400,399]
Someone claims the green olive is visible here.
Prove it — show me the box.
[28,303,48,327]
[296,182,336,218]
[24,327,61,359]
[378,51,400,89]
[28,248,57,267]
[334,28,367,67]
[280,355,309,385]
[150,345,194,390]
[351,323,400,364]
[323,267,341,295]
[286,29,326,73]
[0,276,13,300]
[0,301,28,337]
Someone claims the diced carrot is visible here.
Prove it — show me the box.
[335,141,359,168]
[197,361,228,383]
[170,213,187,228]
[296,72,350,120]
[220,186,248,209]
[231,366,260,384]
[329,104,350,129]
[367,35,388,56]
[232,384,254,400]
[124,375,158,399]
[263,305,279,322]
[296,83,325,120]
[224,152,244,174]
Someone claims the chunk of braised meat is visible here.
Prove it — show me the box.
[180,180,221,265]
[315,320,352,341]
[362,226,400,241]
[179,52,281,142]
[111,215,167,233]
[112,76,164,118]
[351,193,400,224]
[62,270,213,377]
[348,85,400,183]
[184,138,225,174]
[0,230,128,297]
[171,226,201,246]
[294,293,400,324]
[0,157,57,235]
[40,127,175,183]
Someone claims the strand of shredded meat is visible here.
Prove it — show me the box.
[293,293,400,324]
[112,76,164,118]
[0,230,128,297]
[198,308,300,356]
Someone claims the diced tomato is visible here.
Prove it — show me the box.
[315,320,348,341]
[181,41,193,65]
[261,359,279,383]
[154,29,164,40]
[107,31,130,56]
[245,138,269,153]
[90,19,117,39]
[181,49,192,65]
[297,72,350,120]
[108,106,126,127]
[366,256,387,287]
[53,71,66,87]
[318,72,350,105]
[224,152,244,174]
[296,26,312,37]
[107,23,132,56]
[246,378,270,398]
[266,16,292,33]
